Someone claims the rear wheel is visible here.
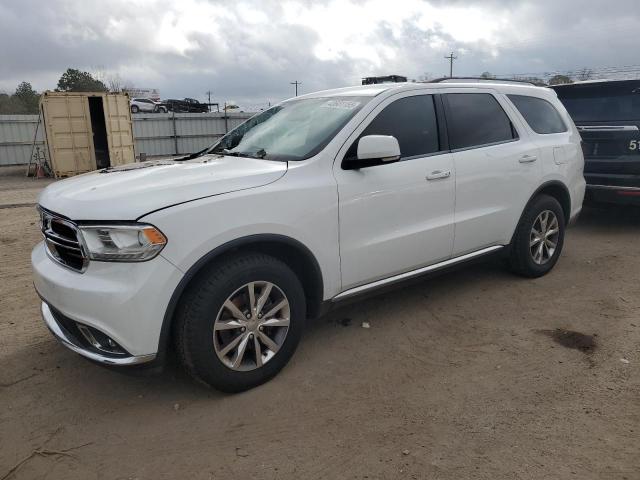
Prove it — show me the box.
[130,105,139,113]
[509,194,566,277]
[174,253,306,392]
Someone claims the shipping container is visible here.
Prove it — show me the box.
[40,91,135,177]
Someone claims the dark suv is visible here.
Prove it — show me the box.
[164,98,209,113]
[552,80,640,205]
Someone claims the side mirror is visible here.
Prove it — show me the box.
[357,135,401,162]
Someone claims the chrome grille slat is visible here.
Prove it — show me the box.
[39,208,88,273]
[44,237,83,253]
[44,230,79,248]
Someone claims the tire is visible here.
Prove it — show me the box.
[508,194,566,278]
[130,105,139,113]
[174,252,306,392]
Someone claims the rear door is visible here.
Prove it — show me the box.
[103,94,136,166]
[442,90,541,256]
[553,81,640,188]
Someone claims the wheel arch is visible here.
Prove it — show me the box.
[531,180,572,224]
[156,234,325,361]
[509,180,572,246]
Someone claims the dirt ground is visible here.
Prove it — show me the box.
[1,165,639,480]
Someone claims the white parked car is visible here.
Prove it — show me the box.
[33,81,585,392]
[130,97,167,113]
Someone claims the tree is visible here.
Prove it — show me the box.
[548,74,573,86]
[56,68,108,92]
[575,68,594,81]
[480,71,495,79]
[14,82,40,113]
[0,82,40,114]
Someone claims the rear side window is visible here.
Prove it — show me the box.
[445,93,517,150]
[346,95,440,160]
[508,95,567,134]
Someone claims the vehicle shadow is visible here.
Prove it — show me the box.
[574,204,640,231]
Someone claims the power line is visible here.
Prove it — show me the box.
[494,63,640,82]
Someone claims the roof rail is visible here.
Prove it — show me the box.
[429,76,540,86]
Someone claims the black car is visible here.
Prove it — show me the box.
[552,80,640,205]
[164,98,209,113]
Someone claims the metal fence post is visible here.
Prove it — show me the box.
[224,102,228,134]
[172,111,179,155]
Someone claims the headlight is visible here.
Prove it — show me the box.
[78,224,167,262]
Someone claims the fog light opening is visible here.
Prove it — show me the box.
[76,324,127,356]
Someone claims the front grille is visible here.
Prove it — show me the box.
[39,208,88,272]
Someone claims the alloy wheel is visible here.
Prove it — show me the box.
[213,281,290,371]
[530,210,559,265]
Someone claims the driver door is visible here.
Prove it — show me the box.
[333,93,456,290]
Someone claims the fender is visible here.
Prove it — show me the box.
[154,233,324,364]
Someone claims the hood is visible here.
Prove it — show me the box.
[38,155,287,220]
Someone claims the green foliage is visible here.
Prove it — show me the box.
[548,74,573,86]
[56,68,108,92]
[0,82,40,114]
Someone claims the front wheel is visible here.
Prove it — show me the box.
[174,253,306,392]
[508,194,566,278]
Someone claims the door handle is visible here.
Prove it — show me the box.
[519,155,537,163]
[426,170,451,181]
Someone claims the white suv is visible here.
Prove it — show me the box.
[32,81,585,392]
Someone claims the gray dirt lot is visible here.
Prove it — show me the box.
[1,166,639,480]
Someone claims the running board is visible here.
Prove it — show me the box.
[332,245,504,301]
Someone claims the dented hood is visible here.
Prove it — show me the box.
[38,155,287,220]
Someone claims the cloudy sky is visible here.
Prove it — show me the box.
[1,0,639,108]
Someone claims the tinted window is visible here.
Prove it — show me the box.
[445,93,517,150]
[554,83,640,122]
[346,95,440,160]
[508,95,567,134]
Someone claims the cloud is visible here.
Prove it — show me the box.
[0,0,638,107]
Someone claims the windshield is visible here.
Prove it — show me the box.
[209,96,368,161]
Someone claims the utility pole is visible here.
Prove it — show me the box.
[290,80,302,96]
[444,52,458,78]
[205,90,212,112]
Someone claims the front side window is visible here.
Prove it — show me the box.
[210,97,368,161]
[508,95,567,134]
[445,93,518,150]
[345,95,440,161]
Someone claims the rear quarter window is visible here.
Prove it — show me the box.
[508,95,567,134]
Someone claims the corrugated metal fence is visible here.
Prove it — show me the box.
[0,112,254,166]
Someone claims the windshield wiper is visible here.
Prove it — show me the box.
[210,148,243,157]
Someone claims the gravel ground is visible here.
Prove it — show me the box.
[1,167,639,480]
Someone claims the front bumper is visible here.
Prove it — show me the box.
[41,302,156,365]
[32,242,184,362]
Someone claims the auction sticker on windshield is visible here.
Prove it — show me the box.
[321,100,361,109]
